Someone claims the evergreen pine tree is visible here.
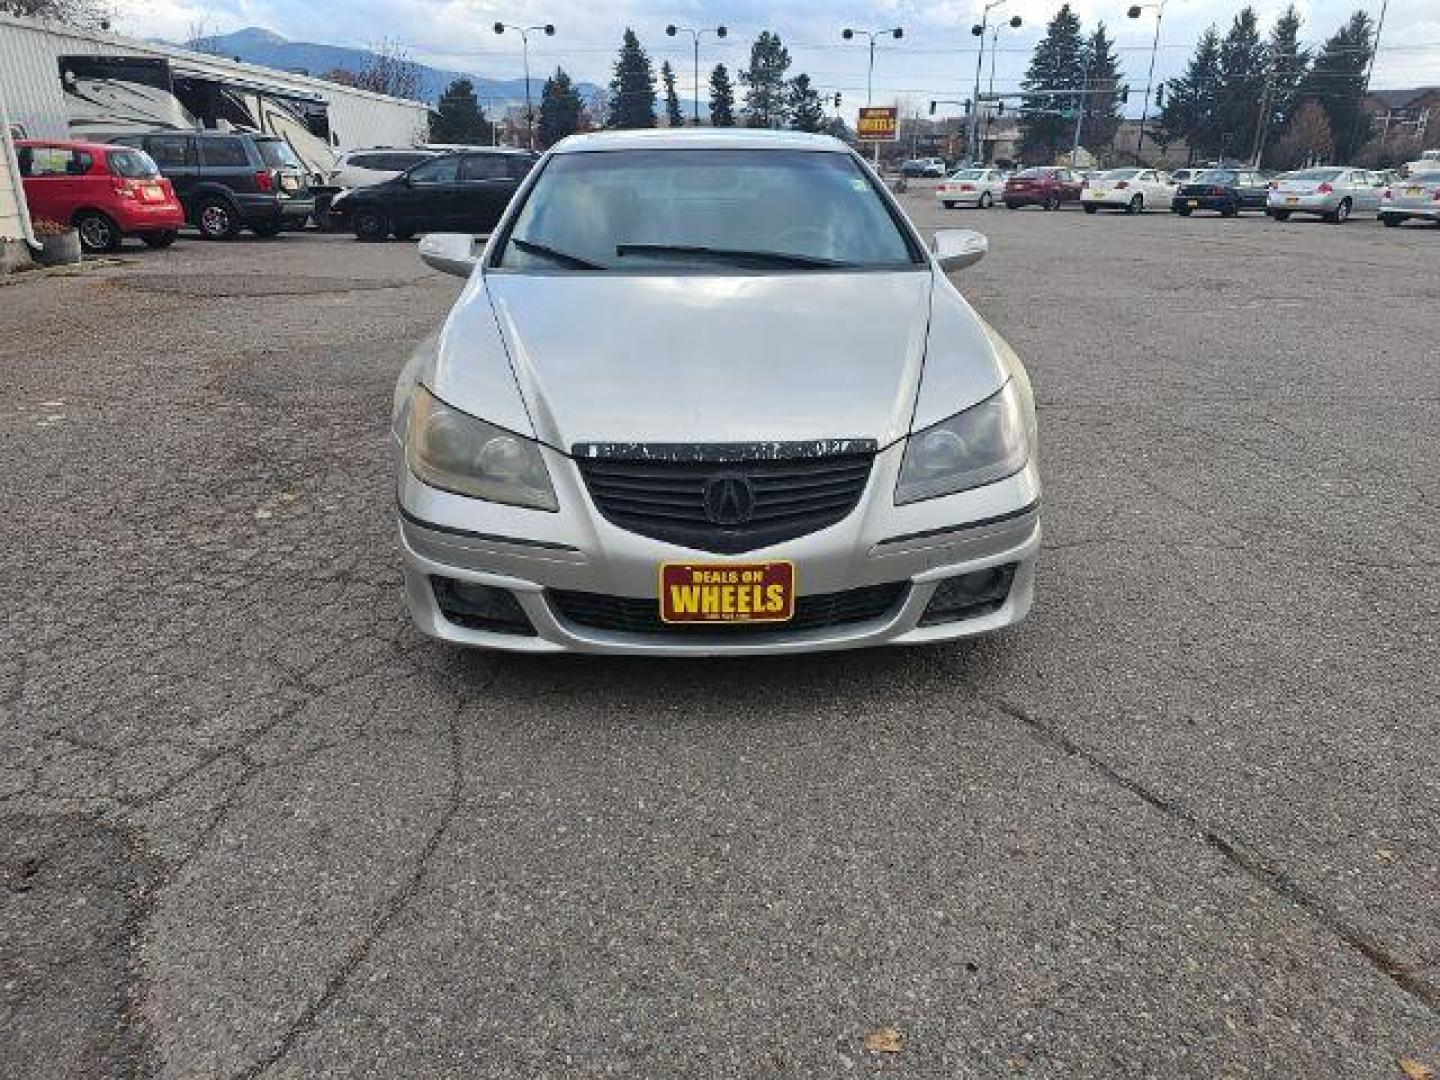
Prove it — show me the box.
[606,29,657,130]
[1296,10,1375,160]
[1160,26,1223,161]
[709,64,736,127]
[740,31,792,129]
[660,61,684,127]
[1264,6,1311,136]
[787,74,825,133]
[429,78,491,144]
[1078,23,1124,153]
[538,67,584,147]
[1018,5,1086,162]
[1214,7,1268,162]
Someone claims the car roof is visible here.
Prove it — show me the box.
[16,138,131,154]
[549,128,848,154]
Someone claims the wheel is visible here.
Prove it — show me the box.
[141,230,177,249]
[353,208,390,242]
[196,199,240,240]
[393,227,415,241]
[1381,214,1402,228]
[74,211,121,253]
[942,200,956,209]
[1330,198,1352,224]
[1044,193,1060,211]
[1175,206,1192,216]
[1083,204,1098,214]
[1271,210,1290,222]
[1221,202,1239,218]
[1005,201,1020,210]
[1127,194,1144,215]
[978,191,993,209]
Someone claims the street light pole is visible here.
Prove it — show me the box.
[969,2,1018,167]
[665,24,729,125]
[1127,0,1165,162]
[841,27,903,166]
[494,20,556,151]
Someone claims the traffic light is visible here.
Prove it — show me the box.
[834,92,842,109]
[997,101,1005,116]
[1120,84,1130,103]
[929,100,937,116]
[1155,82,1165,107]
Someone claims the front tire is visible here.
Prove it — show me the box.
[1044,193,1060,211]
[141,230,178,249]
[1174,206,1192,216]
[1329,198,1352,224]
[74,211,121,253]
[1083,203,1098,214]
[353,208,390,242]
[1381,214,1402,228]
[1127,194,1144,215]
[196,199,240,240]
[942,200,956,209]
[979,191,993,209]
[1005,200,1021,210]
[251,222,284,238]
[1271,210,1290,221]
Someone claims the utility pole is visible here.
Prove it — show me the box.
[1127,0,1166,162]
[1351,0,1388,155]
[493,21,556,150]
[969,5,1021,166]
[842,26,903,166]
[1250,70,1274,166]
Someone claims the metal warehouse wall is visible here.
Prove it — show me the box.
[0,13,429,149]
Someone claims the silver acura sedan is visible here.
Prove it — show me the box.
[394,129,1040,655]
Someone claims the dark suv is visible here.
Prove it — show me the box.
[109,132,315,239]
[330,149,537,241]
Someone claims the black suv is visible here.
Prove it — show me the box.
[331,149,537,241]
[109,132,315,239]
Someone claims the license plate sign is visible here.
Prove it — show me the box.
[280,175,299,192]
[1285,196,1299,204]
[1405,186,1422,196]
[1092,189,1107,197]
[660,562,794,624]
[1187,199,1199,207]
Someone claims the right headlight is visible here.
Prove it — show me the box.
[895,381,1030,504]
[405,385,557,511]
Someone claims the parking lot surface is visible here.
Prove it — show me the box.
[3,201,1438,1079]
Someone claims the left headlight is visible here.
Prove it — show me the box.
[405,385,558,511]
[895,381,1030,504]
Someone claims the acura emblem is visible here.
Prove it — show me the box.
[702,473,755,526]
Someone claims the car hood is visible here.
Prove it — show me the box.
[477,271,936,449]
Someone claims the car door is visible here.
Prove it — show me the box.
[396,155,462,230]
[1240,172,1268,209]
[17,144,81,225]
[1352,170,1382,212]
[197,137,258,203]
[456,153,519,232]
[143,134,198,211]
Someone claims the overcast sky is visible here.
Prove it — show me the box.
[112,0,1438,122]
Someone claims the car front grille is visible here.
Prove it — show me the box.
[572,442,876,554]
[548,581,908,637]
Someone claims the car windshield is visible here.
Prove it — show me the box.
[1014,168,1048,179]
[107,149,160,178]
[1197,170,1238,184]
[496,149,918,273]
[1100,169,1140,181]
[1288,168,1343,181]
[256,140,302,168]
[949,169,986,180]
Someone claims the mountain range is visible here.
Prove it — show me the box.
[173,27,598,109]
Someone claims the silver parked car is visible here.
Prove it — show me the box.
[394,129,1040,655]
[1379,170,1440,228]
[1266,166,1384,222]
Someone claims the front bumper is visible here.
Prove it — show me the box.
[397,441,1041,655]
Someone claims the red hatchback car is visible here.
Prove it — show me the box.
[17,139,185,253]
[1004,166,1085,211]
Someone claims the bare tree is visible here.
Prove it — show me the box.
[0,0,111,27]
[186,16,223,56]
[354,38,421,100]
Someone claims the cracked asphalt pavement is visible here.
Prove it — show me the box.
[2,199,1437,1079]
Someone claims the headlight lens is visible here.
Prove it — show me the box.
[405,386,557,510]
[895,381,1029,504]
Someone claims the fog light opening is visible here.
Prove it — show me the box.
[919,563,1018,626]
[431,577,536,636]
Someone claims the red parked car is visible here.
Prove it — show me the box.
[16,139,185,253]
[1003,166,1085,211]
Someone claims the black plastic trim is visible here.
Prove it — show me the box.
[876,500,1039,547]
[399,506,579,552]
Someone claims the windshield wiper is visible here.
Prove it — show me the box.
[509,237,605,270]
[614,243,854,269]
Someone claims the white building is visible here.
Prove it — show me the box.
[0,12,430,175]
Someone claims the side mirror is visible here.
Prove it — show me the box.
[932,229,988,273]
[418,233,480,278]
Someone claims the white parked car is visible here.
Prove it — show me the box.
[1081,168,1176,214]
[936,167,1005,209]
[1379,169,1440,227]
[328,148,439,191]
